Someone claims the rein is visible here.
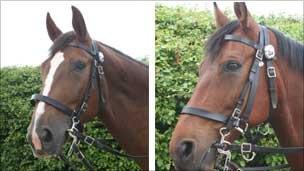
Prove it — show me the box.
[31,41,146,170]
[181,25,304,171]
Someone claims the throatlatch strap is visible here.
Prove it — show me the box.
[181,107,228,124]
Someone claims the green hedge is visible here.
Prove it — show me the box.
[155,5,303,170]
[0,67,139,171]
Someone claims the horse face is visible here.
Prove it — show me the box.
[26,6,96,157]
[169,3,270,170]
[26,46,93,157]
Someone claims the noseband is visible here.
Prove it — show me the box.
[181,25,304,171]
[31,41,146,170]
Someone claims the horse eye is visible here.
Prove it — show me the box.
[74,60,86,71]
[223,60,241,72]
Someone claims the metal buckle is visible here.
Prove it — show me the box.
[99,52,104,63]
[267,66,276,78]
[84,136,95,145]
[98,65,104,75]
[241,143,256,161]
[241,143,252,153]
[264,45,275,59]
[232,108,241,117]
[255,49,263,61]
[230,108,248,134]
[81,102,87,112]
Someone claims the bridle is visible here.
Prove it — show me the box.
[30,41,146,170]
[181,25,304,171]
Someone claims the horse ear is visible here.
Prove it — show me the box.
[214,2,229,28]
[71,6,90,42]
[46,12,62,41]
[234,2,257,31]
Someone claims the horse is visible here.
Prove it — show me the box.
[26,6,148,170]
[169,2,303,171]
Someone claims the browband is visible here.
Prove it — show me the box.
[224,34,258,49]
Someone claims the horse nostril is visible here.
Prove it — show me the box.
[40,128,53,143]
[179,140,195,159]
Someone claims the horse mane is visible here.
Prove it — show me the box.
[97,41,148,69]
[49,31,75,57]
[49,31,148,69]
[268,27,303,73]
[205,20,304,73]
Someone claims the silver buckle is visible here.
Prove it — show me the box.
[264,45,275,59]
[241,143,256,161]
[98,65,104,75]
[255,49,263,61]
[232,108,241,117]
[84,136,94,145]
[81,102,87,112]
[267,66,276,78]
[99,52,104,63]
[241,143,252,153]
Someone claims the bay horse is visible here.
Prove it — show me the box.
[26,6,148,170]
[170,2,303,171]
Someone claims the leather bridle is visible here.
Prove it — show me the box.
[31,41,146,170]
[181,25,304,171]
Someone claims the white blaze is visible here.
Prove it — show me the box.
[31,52,64,150]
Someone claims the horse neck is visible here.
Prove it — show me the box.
[270,59,303,146]
[269,57,303,168]
[96,43,148,155]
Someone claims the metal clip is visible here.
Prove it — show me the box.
[67,117,79,139]
[267,66,276,78]
[235,122,248,134]
[223,152,231,171]
[264,45,275,59]
[218,127,231,155]
[241,143,256,161]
